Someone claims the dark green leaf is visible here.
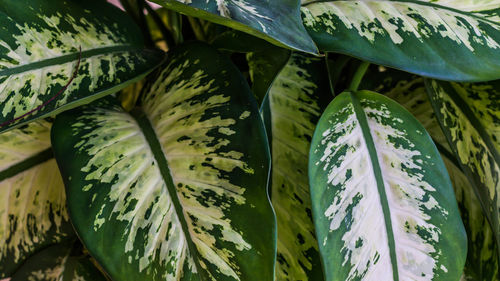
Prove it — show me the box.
[11,241,107,281]
[302,1,500,81]
[52,43,275,281]
[150,0,318,53]
[0,0,163,132]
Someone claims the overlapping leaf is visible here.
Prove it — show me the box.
[309,90,466,280]
[0,0,163,133]
[426,79,500,260]
[301,0,500,81]
[150,0,318,53]
[0,120,74,278]
[247,48,290,104]
[363,70,498,280]
[261,53,331,280]
[52,43,275,281]
[11,241,107,281]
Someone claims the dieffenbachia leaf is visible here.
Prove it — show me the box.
[0,120,74,278]
[309,90,466,280]
[363,70,498,280]
[445,157,499,280]
[301,0,500,81]
[0,0,163,133]
[11,241,107,281]
[426,79,500,260]
[247,48,290,104]
[52,43,275,281]
[149,0,318,53]
[261,53,331,280]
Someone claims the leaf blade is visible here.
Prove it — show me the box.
[0,0,163,132]
[52,43,276,281]
[426,79,500,260]
[262,53,331,280]
[151,0,318,53]
[0,120,73,277]
[309,90,466,280]
[301,1,500,81]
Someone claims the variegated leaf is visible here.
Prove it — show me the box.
[261,53,331,280]
[363,70,499,280]
[426,79,500,261]
[309,90,466,280]
[0,0,163,133]
[0,120,74,278]
[444,157,499,281]
[301,0,500,81]
[150,0,318,53]
[11,241,107,281]
[52,43,275,281]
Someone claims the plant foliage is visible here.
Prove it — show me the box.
[0,0,498,280]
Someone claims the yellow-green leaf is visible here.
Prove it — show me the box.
[0,120,73,278]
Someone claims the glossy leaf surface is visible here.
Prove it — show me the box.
[150,0,318,53]
[262,53,331,280]
[302,0,500,81]
[309,90,466,280]
[52,43,275,281]
[0,0,163,132]
[0,120,73,278]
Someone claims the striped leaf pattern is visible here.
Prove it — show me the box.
[0,120,73,278]
[309,91,466,280]
[426,79,500,260]
[301,0,500,81]
[0,0,162,132]
[365,70,498,280]
[262,53,331,280]
[51,43,275,281]
[150,0,317,53]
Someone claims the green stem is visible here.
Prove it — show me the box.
[348,61,370,91]
[188,17,207,41]
[325,53,351,97]
[135,0,155,48]
[144,3,176,49]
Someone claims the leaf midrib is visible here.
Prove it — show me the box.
[302,0,500,27]
[0,45,139,77]
[130,108,205,280]
[349,92,399,280]
[0,148,53,182]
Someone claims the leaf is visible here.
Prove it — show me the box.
[444,157,499,281]
[11,241,107,281]
[309,90,466,280]
[301,0,500,81]
[0,120,74,278]
[261,53,331,280]
[247,48,290,104]
[426,79,500,260]
[210,30,276,53]
[51,43,275,281]
[149,0,317,53]
[362,69,498,280]
[0,0,163,133]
